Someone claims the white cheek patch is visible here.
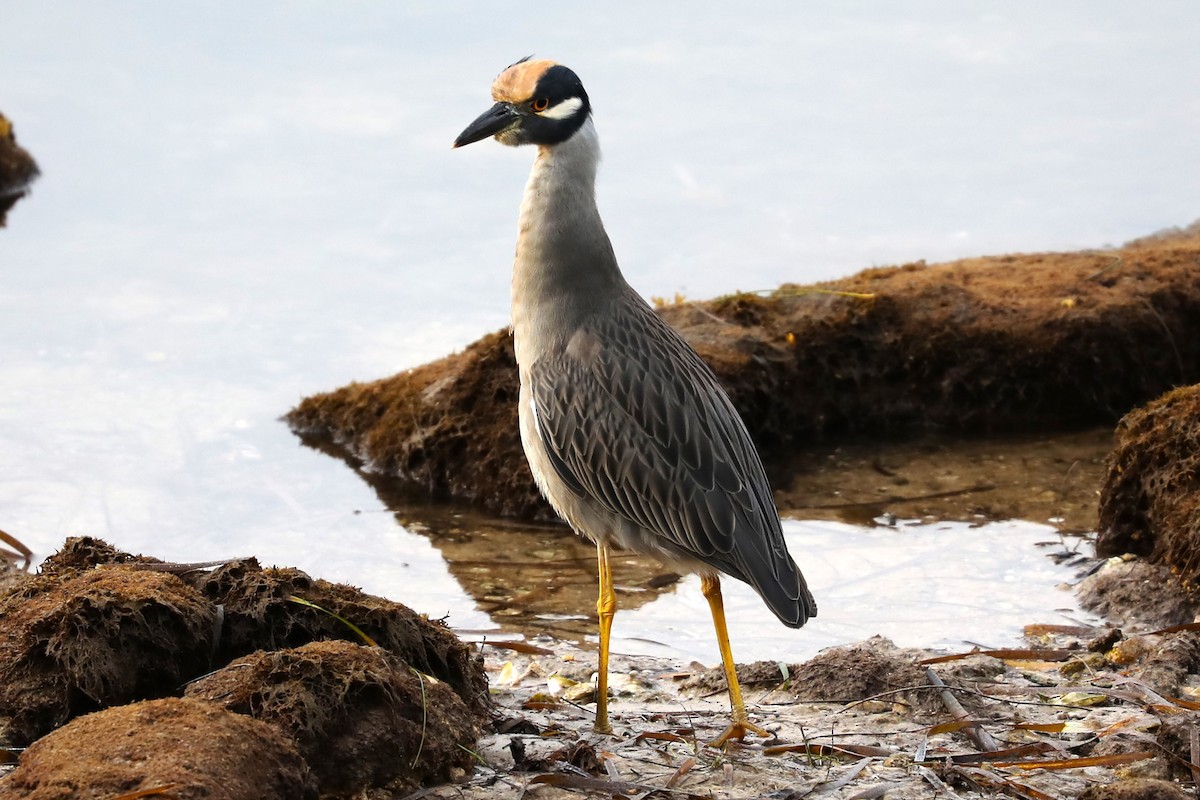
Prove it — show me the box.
[539,96,584,120]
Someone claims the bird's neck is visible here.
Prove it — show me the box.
[511,117,627,363]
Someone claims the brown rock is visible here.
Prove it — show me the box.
[287,240,1200,518]
[0,563,216,744]
[682,636,928,707]
[0,697,317,800]
[786,636,928,705]
[1131,632,1200,698]
[1077,559,1199,631]
[37,535,156,575]
[1077,778,1189,800]
[186,640,481,794]
[185,557,489,716]
[0,111,40,227]
[0,558,27,595]
[1154,712,1200,782]
[290,328,545,518]
[1097,384,1200,588]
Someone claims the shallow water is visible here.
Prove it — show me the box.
[608,519,1094,664]
[395,506,1098,664]
[2,4,1193,662]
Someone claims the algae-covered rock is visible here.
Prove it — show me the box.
[1097,384,1200,587]
[289,239,1200,518]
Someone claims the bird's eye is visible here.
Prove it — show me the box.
[531,97,550,112]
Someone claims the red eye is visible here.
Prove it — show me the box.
[531,97,550,112]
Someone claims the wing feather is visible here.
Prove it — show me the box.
[528,295,816,626]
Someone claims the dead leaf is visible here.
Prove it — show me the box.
[764,742,893,759]
[111,787,177,800]
[994,750,1155,770]
[921,648,1074,665]
[481,640,554,655]
[665,757,696,788]
[635,730,690,744]
[1023,624,1097,637]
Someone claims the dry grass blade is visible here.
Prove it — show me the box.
[921,648,1075,665]
[522,697,563,711]
[636,731,690,744]
[816,757,873,795]
[1096,716,1143,737]
[479,640,554,655]
[847,785,892,800]
[1003,659,1072,671]
[915,765,948,792]
[804,482,996,511]
[1170,696,1200,711]
[993,750,1155,770]
[1190,725,1200,787]
[942,742,1058,764]
[776,287,877,301]
[527,772,703,798]
[665,757,696,788]
[762,742,892,759]
[1011,722,1067,733]
[286,594,379,646]
[949,765,1056,800]
[1146,621,1200,636]
[1023,623,1099,637]
[111,786,178,799]
[928,719,971,735]
[114,558,248,573]
[1110,677,1189,714]
[0,528,32,570]
[410,668,428,769]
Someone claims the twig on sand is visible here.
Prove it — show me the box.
[925,666,1001,753]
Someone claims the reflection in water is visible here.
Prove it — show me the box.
[616,518,1095,664]
[351,457,684,642]
[775,429,1112,533]
[345,440,1099,665]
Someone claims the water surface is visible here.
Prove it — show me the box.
[2,3,1192,661]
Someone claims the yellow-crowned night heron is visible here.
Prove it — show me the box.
[454,57,816,743]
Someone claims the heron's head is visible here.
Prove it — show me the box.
[453,57,591,149]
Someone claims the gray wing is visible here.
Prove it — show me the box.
[529,295,816,627]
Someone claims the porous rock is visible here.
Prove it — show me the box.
[1077,558,1199,631]
[1097,384,1200,588]
[288,239,1200,519]
[0,111,40,227]
[0,562,215,744]
[0,697,317,800]
[185,557,488,715]
[186,640,481,795]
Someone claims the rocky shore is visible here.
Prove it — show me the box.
[2,537,1200,799]
[287,233,1200,525]
[3,225,1200,797]
[0,112,39,227]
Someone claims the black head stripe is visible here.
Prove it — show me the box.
[518,65,590,146]
[535,65,589,109]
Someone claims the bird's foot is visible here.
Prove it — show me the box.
[708,718,771,747]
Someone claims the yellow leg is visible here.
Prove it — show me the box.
[594,542,616,734]
[701,573,770,746]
